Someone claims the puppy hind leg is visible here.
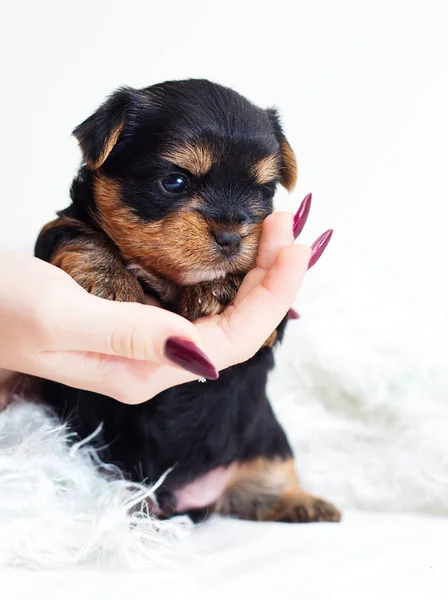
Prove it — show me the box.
[213,457,341,524]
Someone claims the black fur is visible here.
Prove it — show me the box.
[71,81,280,225]
[36,79,295,517]
[41,321,291,516]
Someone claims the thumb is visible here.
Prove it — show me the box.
[53,293,217,376]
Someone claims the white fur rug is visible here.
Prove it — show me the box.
[0,401,192,570]
[1,249,447,570]
[271,252,448,516]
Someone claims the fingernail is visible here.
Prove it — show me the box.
[308,229,333,269]
[287,308,300,320]
[164,337,219,380]
[293,193,312,239]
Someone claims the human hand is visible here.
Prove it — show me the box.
[0,210,330,404]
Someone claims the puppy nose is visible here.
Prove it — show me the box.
[213,231,242,256]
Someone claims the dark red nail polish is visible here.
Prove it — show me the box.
[164,337,219,380]
[293,193,312,239]
[308,229,333,269]
[287,308,300,320]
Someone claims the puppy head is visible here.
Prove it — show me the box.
[73,80,297,285]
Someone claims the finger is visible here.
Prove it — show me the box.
[34,349,166,403]
[256,211,295,270]
[236,212,295,301]
[112,243,311,399]
[196,243,311,368]
[48,293,218,377]
[39,245,310,402]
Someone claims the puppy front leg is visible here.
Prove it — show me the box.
[36,216,145,303]
[178,274,244,321]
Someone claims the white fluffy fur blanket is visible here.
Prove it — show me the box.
[0,400,192,569]
[1,252,447,569]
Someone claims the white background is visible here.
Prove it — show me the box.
[1,1,448,591]
[1,0,447,304]
[0,0,447,489]
[2,0,448,428]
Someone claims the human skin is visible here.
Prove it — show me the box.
[0,211,330,405]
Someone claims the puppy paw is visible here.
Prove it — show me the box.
[279,494,342,523]
[179,275,243,320]
[78,272,145,303]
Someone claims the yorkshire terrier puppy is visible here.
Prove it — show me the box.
[35,79,340,523]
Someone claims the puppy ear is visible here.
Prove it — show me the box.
[266,108,298,191]
[73,87,138,170]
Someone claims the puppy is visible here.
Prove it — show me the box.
[35,79,341,523]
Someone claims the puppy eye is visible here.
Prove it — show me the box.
[161,174,188,194]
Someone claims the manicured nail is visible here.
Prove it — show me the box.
[164,337,219,380]
[293,193,312,239]
[308,229,333,269]
[287,308,300,320]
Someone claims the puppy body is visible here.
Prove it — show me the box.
[36,80,340,522]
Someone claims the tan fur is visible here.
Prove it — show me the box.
[262,330,278,348]
[178,274,243,321]
[252,154,281,185]
[93,174,262,286]
[214,457,341,523]
[46,217,145,303]
[39,214,91,240]
[279,139,298,191]
[75,122,125,170]
[162,141,214,177]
